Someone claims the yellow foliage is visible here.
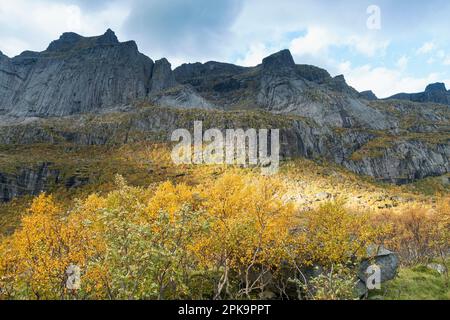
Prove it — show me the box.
[298,201,384,267]
[196,173,295,268]
[0,172,406,300]
[373,197,450,265]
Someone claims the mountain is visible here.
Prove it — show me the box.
[174,50,393,129]
[359,90,378,101]
[0,29,211,117]
[0,29,152,116]
[0,30,449,201]
[387,82,450,105]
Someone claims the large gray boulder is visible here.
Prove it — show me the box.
[358,246,399,284]
[355,246,399,298]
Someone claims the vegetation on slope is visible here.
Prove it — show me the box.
[0,141,448,300]
[370,261,450,300]
[0,144,448,299]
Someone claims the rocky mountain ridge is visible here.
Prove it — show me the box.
[0,29,449,200]
[387,82,450,105]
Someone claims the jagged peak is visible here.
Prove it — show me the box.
[46,32,83,51]
[0,50,8,60]
[360,90,378,101]
[0,50,9,60]
[425,82,447,92]
[155,57,172,67]
[334,74,347,82]
[262,49,295,70]
[97,28,119,45]
[46,29,119,52]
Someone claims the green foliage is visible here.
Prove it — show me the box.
[291,264,358,300]
[370,261,450,300]
[0,173,388,300]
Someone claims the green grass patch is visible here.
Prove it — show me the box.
[370,262,450,300]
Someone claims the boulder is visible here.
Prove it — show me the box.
[427,263,447,275]
[358,246,399,285]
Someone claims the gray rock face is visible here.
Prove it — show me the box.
[0,163,60,202]
[0,31,449,194]
[359,90,378,101]
[151,86,214,109]
[1,30,154,117]
[146,58,213,109]
[174,61,248,84]
[174,50,394,130]
[344,141,450,184]
[149,58,177,93]
[262,49,296,73]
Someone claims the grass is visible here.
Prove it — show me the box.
[370,261,450,300]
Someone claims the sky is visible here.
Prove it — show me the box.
[1,0,450,98]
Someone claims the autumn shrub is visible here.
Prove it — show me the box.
[192,173,297,299]
[290,264,358,300]
[0,172,389,300]
[284,201,385,300]
[297,201,385,267]
[76,176,211,300]
[374,199,450,266]
[0,194,100,299]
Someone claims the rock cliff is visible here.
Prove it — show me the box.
[0,30,449,200]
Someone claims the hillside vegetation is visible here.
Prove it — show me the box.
[0,144,448,300]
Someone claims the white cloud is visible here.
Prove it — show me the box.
[339,61,441,98]
[289,26,389,59]
[0,37,29,56]
[235,43,272,67]
[0,0,130,57]
[396,55,408,69]
[443,56,450,66]
[289,27,339,57]
[417,41,435,55]
[347,35,389,57]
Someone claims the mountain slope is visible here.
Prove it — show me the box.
[0,29,449,201]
